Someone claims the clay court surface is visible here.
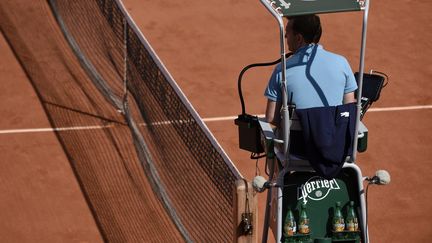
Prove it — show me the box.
[0,0,431,242]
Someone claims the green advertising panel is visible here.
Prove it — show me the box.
[282,168,362,242]
[272,0,363,16]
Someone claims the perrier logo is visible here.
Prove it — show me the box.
[297,176,340,204]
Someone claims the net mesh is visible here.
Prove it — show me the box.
[46,0,241,241]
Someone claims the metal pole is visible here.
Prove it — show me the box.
[259,0,290,161]
[259,2,290,243]
[352,0,370,163]
[342,163,369,243]
[261,157,275,243]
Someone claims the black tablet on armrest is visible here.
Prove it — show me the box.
[354,71,388,118]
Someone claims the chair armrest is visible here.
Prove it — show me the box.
[357,121,368,152]
[258,118,277,141]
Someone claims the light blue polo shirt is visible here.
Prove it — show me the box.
[264,44,357,109]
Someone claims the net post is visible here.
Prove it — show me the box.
[233,179,258,243]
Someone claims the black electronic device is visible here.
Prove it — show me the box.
[354,71,388,119]
[234,114,264,153]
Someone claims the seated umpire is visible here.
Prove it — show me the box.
[264,15,358,178]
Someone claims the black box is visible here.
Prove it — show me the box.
[234,114,264,153]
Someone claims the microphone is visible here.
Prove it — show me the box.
[252,176,278,192]
[367,170,391,185]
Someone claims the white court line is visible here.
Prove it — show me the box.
[367,105,432,112]
[202,116,242,122]
[0,105,431,134]
[0,124,114,134]
[202,105,432,122]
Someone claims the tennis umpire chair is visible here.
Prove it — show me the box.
[234,1,389,242]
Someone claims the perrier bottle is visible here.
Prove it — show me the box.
[284,208,296,237]
[298,204,310,234]
[333,202,345,232]
[346,201,359,231]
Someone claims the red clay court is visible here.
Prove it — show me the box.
[1,0,431,242]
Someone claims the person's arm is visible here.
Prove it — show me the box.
[265,99,281,126]
[342,58,358,104]
[264,64,282,126]
[343,91,356,104]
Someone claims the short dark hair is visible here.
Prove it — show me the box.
[287,14,322,43]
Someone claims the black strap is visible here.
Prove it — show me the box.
[305,45,330,107]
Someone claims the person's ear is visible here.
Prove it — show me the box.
[295,33,304,45]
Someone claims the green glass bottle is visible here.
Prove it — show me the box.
[284,208,296,237]
[333,202,345,232]
[346,201,359,231]
[298,204,310,234]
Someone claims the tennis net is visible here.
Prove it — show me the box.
[48,0,242,241]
